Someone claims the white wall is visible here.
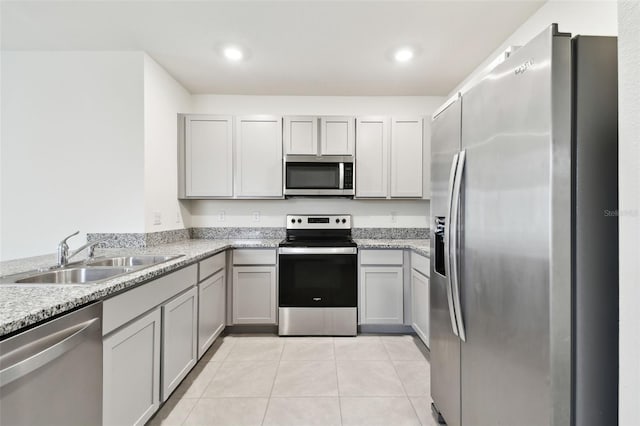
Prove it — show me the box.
[143,54,193,232]
[190,95,443,228]
[192,95,444,117]
[617,1,640,423]
[1,51,146,260]
[449,0,618,97]
[190,198,429,229]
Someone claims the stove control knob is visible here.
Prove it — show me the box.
[342,218,347,224]
[291,218,296,224]
[297,219,302,223]
[336,218,340,223]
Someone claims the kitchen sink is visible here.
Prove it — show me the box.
[15,267,136,284]
[86,254,182,267]
[1,254,184,285]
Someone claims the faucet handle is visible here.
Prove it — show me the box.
[59,231,80,247]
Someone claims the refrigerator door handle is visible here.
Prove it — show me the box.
[451,150,467,342]
[444,153,460,337]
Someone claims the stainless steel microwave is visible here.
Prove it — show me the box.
[284,155,354,197]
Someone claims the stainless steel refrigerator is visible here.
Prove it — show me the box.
[429,25,618,426]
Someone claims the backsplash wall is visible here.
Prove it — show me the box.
[188,198,430,229]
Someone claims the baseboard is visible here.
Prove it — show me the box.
[358,324,416,334]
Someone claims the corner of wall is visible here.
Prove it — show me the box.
[448,0,619,97]
[618,1,640,423]
[142,54,194,233]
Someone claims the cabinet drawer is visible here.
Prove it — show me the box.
[199,252,225,280]
[103,264,198,335]
[360,249,403,266]
[411,252,430,277]
[233,249,276,265]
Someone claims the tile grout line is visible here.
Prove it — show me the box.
[259,336,284,426]
[384,339,425,426]
[178,398,199,426]
[334,337,344,426]
[179,340,233,426]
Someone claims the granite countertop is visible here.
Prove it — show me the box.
[0,238,429,338]
[354,239,429,258]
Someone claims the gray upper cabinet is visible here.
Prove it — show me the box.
[390,117,424,198]
[320,116,355,155]
[422,118,432,200]
[355,116,424,199]
[234,115,283,198]
[179,115,233,198]
[284,116,318,155]
[355,116,389,198]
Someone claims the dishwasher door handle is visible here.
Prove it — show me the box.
[0,317,99,386]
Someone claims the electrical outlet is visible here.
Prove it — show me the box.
[391,211,397,223]
[253,211,261,222]
[218,211,226,221]
[153,211,162,226]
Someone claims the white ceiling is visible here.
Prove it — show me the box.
[1,1,546,96]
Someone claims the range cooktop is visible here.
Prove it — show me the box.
[280,214,355,248]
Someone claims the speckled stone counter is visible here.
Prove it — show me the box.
[354,239,430,258]
[0,239,280,337]
[1,237,429,338]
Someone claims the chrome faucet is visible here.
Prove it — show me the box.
[57,231,106,267]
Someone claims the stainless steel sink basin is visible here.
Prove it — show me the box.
[15,267,135,284]
[86,254,182,267]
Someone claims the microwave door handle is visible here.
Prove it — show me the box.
[339,162,344,190]
[444,153,460,337]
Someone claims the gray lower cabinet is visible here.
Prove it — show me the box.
[410,252,430,346]
[102,308,161,426]
[359,249,405,325]
[102,265,198,425]
[161,287,198,401]
[360,266,404,324]
[411,269,430,347]
[231,249,277,325]
[232,266,277,324]
[198,269,226,358]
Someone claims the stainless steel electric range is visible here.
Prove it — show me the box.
[278,214,357,336]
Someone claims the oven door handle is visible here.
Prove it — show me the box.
[278,247,357,255]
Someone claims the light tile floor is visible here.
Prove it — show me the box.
[148,334,439,426]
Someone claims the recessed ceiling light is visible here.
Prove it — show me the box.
[394,48,414,63]
[223,46,244,61]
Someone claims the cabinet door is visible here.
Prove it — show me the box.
[198,269,226,359]
[185,115,233,197]
[235,116,283,197]
[422,117,432,200]
[233,266,277,324]
[320,116,355,155]
[284,116,318,155]
[355,117,389,198]
[161,287,198,401]
[391,117,424,198]
[411,269,430,347]
[103,308,161,426]
[360,266,404,324]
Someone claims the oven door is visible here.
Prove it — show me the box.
[278,247,357,307]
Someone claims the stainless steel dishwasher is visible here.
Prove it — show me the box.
[0,302,102,426]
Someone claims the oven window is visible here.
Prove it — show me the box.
[279,254,357,307]
[286,163,340,189]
